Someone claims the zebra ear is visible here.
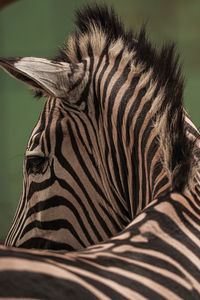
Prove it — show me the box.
[0,57,86,98]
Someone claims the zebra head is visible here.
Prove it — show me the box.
[0,5,197,251]
[0,55,127,250]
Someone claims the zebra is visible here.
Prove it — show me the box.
[0,4,200,299]
[0,187,200,299]
[0,3,199,257]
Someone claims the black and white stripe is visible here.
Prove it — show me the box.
[0,188,200,299]
[0,4,199,258]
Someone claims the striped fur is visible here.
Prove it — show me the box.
[0,188,200,299]
[0,4,200,299]
[0,5,199,254]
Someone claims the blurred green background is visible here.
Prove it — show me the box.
[0,0,199,241]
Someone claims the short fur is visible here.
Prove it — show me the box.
[54,4,199,192]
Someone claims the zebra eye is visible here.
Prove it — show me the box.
[26,156,48,175]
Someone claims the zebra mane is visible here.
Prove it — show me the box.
[55,4,199,192]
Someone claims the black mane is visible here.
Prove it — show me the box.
[55,4,197,192]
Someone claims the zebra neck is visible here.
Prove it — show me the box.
[92,66,171,219]
[129,113,171,217]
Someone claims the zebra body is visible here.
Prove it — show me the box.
[0,189,200,299]
[0,4,200,298]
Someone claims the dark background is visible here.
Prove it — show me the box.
[0,0,199,240]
